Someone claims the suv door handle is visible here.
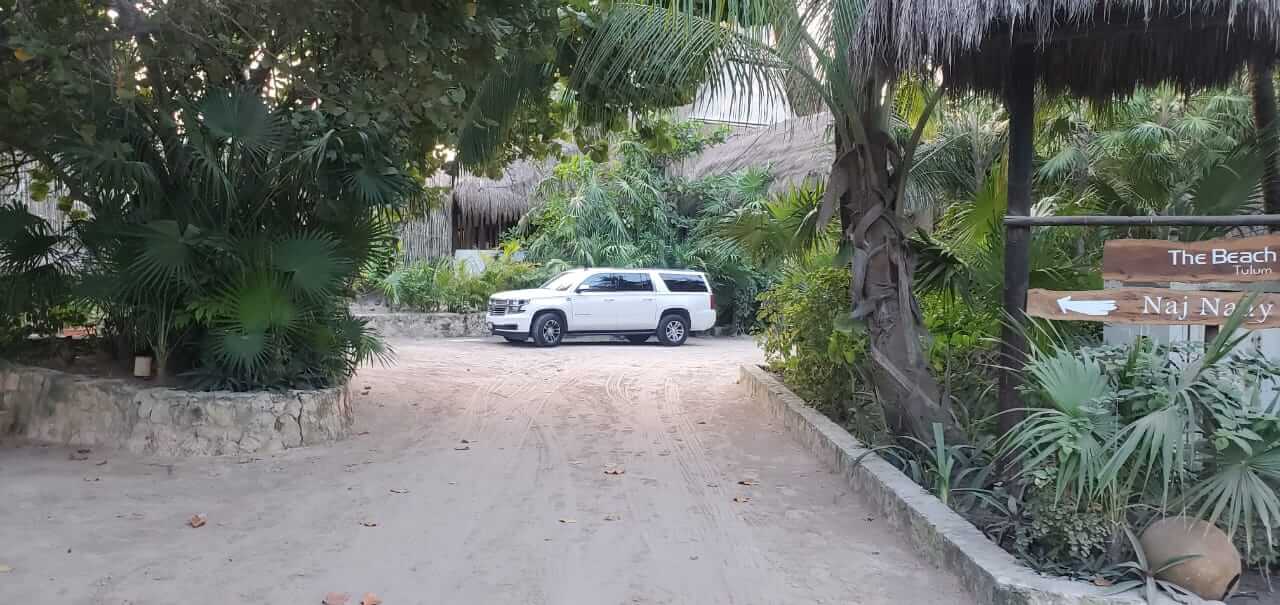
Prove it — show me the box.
[603,298,616,302]
[641,298,655,301]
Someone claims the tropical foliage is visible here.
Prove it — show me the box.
[0,0,568,389]
[569,0,960,443]
[1,0,560,179]
[368,253,563,314]
[1004,315,1280,562]
[510,119,773,332]
[2,89,403,389]
[737,72,1275,581]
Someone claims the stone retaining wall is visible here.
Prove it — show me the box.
[738,364,1146,605]
[358,312,487,339]
[0,363,352,456]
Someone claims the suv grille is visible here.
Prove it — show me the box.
[488,299,508,315]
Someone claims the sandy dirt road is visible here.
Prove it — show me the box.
[0,337,973,605]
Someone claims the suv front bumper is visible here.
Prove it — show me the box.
[486,313,532,337]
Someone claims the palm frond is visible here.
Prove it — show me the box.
[272,232,351,298]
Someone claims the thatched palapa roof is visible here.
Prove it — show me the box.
[859,0,1280,102]
[427,153,564,224]
[673,113,833,193]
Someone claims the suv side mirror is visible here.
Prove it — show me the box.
[575,286,591,293]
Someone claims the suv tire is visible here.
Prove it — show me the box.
[532,313,565,347]
[626,335,650,344]
[656,314,689,346]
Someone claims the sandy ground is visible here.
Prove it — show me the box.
[0,337,975,605]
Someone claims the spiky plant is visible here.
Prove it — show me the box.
[1003,301,1280,555]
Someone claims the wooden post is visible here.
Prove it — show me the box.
[997,50,1036,436]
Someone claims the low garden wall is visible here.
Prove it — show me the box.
[0,363,352,456]
[738,364,1143,605]
[357,312,488,339]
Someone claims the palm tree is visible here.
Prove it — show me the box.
[563,1,957,441]
[2,89,400,388]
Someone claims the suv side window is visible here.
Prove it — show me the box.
[659,273,709,293]
[578,273,619,292]
[616,272,654,292]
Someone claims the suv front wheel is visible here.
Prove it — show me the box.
[532,313,565,347]
[656,314,689,346]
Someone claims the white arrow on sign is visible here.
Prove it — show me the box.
[1057,296,1117,316]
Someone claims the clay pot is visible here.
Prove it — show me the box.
[1139,516,1242,601]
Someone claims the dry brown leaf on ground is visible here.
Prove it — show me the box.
[188,514,207,528]
[558,518,577,524]
[359,521,378,527]
[69,449,90,461]
[732,497,750,503]
[453,446,470,451]
[1091,577,1114,587]
[604,514,621,521]
[359,593,382,605]
[322,592,350,605]
[603,466,625,475]
[389,489,409,494]
[95,460,108,466]
[737,479,758,486]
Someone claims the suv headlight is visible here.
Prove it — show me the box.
[510,299,529,313]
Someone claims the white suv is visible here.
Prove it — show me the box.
[486,268,717,347]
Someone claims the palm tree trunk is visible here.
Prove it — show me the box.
[838,124,962,444]
[1251,55,1280,230]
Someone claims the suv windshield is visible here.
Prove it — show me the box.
[540,272,582,291]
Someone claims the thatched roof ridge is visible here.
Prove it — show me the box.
[426,152,565,223]
[672,113,832,193]
[859,0,1280,101]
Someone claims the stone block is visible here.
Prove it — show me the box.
[355,312,488,339]
[0,363,351,456]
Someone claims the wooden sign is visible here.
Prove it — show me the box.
[1027,288,1280,329]
[1103,234,1280,283]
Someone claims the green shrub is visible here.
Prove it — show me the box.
[1012,499,1114,574]
[921,292,1000,436]
[756,264,881,438]
[2,90,401,390]
[375,254,560,313]
[1002,314,1280,566]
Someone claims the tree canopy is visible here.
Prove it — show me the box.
[0,0,559,180]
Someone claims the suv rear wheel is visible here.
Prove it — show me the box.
[656,314,689,346]
[532,313,565,347]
